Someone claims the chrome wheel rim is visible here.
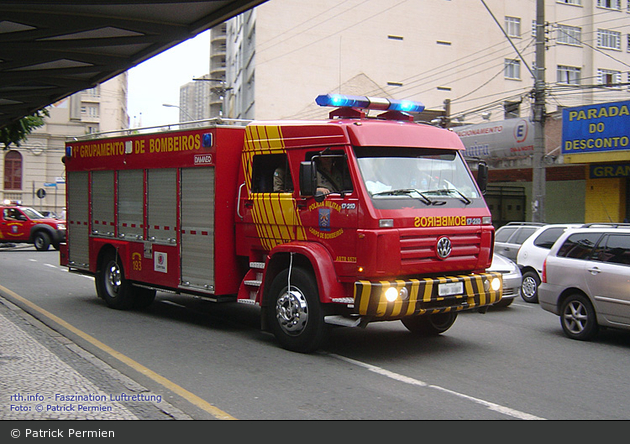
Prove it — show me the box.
[105,262,122,296]
[275,287,309,336]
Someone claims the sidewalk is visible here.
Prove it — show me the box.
[0,294,192,421]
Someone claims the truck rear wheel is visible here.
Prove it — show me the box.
[96,252,134,310]
[267,267,327,353]
[401,312,457,336]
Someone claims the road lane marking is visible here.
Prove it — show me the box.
[328,353,545,420]
[0,284,237,420]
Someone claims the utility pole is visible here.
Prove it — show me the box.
[532,0,546,222]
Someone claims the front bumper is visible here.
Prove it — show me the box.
[353,272,503,319]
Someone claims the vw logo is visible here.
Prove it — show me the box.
[436,236,452,259]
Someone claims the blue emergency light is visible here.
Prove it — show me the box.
[315,94,425,113]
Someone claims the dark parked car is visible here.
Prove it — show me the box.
[494,222,545,261]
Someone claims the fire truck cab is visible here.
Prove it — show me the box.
[61,94,501,353]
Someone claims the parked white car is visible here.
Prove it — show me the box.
[516,223,582,303]
[488,253,521,308]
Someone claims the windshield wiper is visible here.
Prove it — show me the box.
[424,188,471,205]
[372,188,436,206]
[451,188,472,205]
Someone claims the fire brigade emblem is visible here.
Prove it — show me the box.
[436,236,452,259]
[318,208,331,231]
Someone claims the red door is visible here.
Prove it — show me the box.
[1,208,30,241]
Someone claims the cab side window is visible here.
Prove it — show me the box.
[306,150,353,194]
[3,208,22,220]
[251,153,293,193]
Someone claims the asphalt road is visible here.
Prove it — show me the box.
[2,246,630,420]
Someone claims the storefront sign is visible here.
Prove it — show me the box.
[562,100,630,155]
[590,163,630,179]
[454,118,533,159]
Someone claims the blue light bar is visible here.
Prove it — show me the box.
[388,99,425,113]
[315,94,424,113]
[316,94,370,108]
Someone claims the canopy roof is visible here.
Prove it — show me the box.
[0,0,266,129]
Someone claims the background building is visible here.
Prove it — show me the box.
[221,0,630,223]
[2,74,128,216]
[224,0,630,121]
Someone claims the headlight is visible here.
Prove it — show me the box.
[491,277,501,291]
[385,287,399,302]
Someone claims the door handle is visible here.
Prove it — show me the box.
[587,267,601,275]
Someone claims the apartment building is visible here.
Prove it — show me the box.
[222,0,630,223]
[2,74,128,215]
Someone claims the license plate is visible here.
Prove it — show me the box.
[438,281,464,297]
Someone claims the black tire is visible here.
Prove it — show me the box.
[494,297,514,308]
[33,231,51,251]
[267,267,327,353]
[520,270,540,303]
[560,293,599,341]
[401,312,458,336]
[95,251,134,310]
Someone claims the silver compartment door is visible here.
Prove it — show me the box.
[180,167,215,291]
[67,171,90,268]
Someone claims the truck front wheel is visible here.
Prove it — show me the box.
[267,267,327,353]
[401,312,457,336]
[96,252,134,310]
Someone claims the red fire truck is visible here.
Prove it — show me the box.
[60,94,502,353]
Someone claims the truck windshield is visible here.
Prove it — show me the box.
[355,147,481,208]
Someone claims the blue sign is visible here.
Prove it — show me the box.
[562,100,630,154]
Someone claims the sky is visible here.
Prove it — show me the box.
[127,30,210,129]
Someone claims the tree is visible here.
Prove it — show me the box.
[0,108,49,150]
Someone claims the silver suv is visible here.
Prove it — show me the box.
[538,224,630,341]
[516,223,582,303]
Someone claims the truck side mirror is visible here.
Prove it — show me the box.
[299,161,317,197]
[477,162,488,195]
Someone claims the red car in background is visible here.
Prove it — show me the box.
[0,203,66,251]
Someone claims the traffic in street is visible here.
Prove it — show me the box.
[2,246,630,420]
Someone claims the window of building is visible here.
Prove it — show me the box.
[597,0,621,10]
[81,105,99,117]
[557,24,582,45]
[557,65,582,85]
[84,86,99,97]
[557,0,582,5]
[598,29,621,50]
[505,59,521,80]
[598,68,622,87]
[505,16,521,38]
[4,150,22,190]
